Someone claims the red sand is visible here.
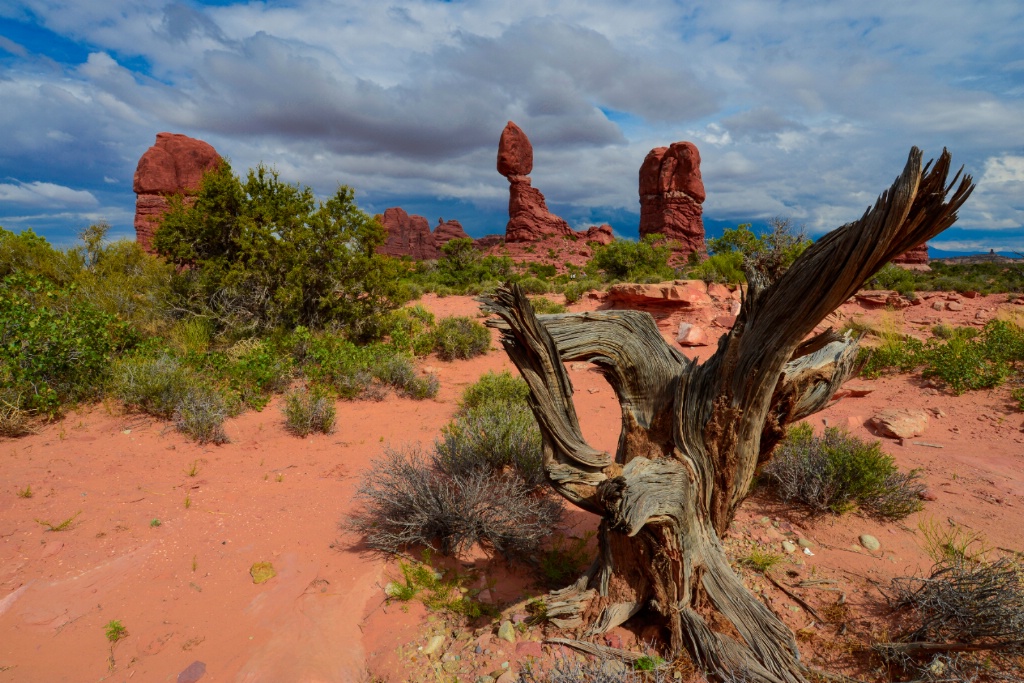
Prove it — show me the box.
[1,291,1022,682]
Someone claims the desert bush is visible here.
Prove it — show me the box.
[590,234,676,282]
[517,276,550,294]
[689,219,810,284]
[563,277,602,304]
[435,399,545,488]
[460,370,531,411]
[173,384,229,444]
[529,296,567,314]
[154,161,405,337]
[762,424,924,519]
[518,652,673,683]
[282,386,335,436]
[866,262,919,296]
[373,354,439,399]
[430,316,491,360]
[0,271,136,415]
[0,389,32,437]
[350,447,562,558]
[385,305,435,355]
[109,353,196,418]
[221,340,293,410]
[880,556,1024,680]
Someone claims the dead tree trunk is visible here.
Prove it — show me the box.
[482,148,973,683]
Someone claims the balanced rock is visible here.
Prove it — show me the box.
[133,132,221,254]
[870,408,929,439]
[497,121,573,243]
[379,207,439,260]
[638,141,706,257]
[496,121,533,177]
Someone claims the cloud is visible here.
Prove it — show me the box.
[0,181,99,208]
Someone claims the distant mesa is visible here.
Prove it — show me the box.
[133,132,221,254]
[377,209,473,260]
[638,141,706,258]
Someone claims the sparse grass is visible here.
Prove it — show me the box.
[184,494,191,509]
[282,386,336,436]
[0,391,33,437]
[36,511,80,531]
[185,460,200,477]
[761,423,924,519]
[383,552,497,619]
[150,518,161,527]
[104,619,127,643]
[528,296,567,314]
[918,517,990,564]
[739,547,784,573]
[16,485,33,499]
[173,385,229,444]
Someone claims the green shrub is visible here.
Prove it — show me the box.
[373,354,439,399]
[688,219,810,284]
[385,305,436,355]
[762,424,924,519]
[435,399,545,487]
[688,251,745,284]
[222,340,292,410]
[518,276,550,294]
[154,162,404,337]
[563,278,601,304]
[529,296,567,314]
[430,316,490,360]
[459,370,530,411]
[109,353,196,418]
[538,532,594,587]
[589,235,676,282]
[282,386,336,436]
[866,262,919,297]
[0,272,136,415]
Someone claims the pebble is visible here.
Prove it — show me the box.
[797,538,813,549]
[442,661,460,674]
[497,620,516,643]
[781,541,797,554]
[859,534,881,552]
[423,635,445,656]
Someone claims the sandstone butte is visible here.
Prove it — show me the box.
[638,141,707,258]
[892,242,930,269]
[133,132,221,254]
[377,209,473,260]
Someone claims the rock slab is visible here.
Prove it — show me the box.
[870,408,929,439]
[133,132,221,254]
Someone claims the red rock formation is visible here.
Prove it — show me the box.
[133,132,221,253]
[638,141,706,257]
[432,218,470,249]
[497,121,533,177]
[581,224,615,245]
[378,207,439,260]
[497,121,573,243]
[892,243,929,268]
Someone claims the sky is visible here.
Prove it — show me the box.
[1,1,1022,255]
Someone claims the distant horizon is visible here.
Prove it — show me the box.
[2,2,1022,252]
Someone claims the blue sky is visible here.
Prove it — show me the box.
[1,1,1022,254]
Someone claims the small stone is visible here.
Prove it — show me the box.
[423,635,446,656]
[759,516,771,526]
[383,581,402,597]
[859,534,881,552]
[797,538,813,549]
[442,661,460,674]
[476,677,496,683]
[932,301,945,311]
[782,541,797,554]
[946,301,963,311]
[497,620,516,643]
[600,660,629,676]
[490,670,506,680]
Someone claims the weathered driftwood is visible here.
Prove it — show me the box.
[482,148,973,683]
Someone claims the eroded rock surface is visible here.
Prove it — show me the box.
[433,218,470,248]
[379,208,439,260]
[638,141,706,258]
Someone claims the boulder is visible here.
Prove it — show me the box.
[581,224,614,245]
[496,121,533,177]
[378,207,439,260]
[433,218,470,248]
[638,141,706,257]
[133,132,221,253]
[676,322,708,347]
[870,408,929,439]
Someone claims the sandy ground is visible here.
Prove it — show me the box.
[1,289,1022,682]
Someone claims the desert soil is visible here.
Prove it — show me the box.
[1,289,1022,683]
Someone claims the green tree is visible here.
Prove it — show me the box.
[588,234,676,282]
[692,218,811,284]
[154,162,403,338]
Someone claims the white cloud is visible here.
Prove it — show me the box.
[0,181,99,208]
